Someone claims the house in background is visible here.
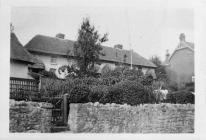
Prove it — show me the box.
[10,33,36,79]
[164,33,194,85]
[24,33,156,79]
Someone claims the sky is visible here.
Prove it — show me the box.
[11,6,194,61]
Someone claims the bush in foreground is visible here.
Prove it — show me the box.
[99,80,154,105]
[88,85,109,103]
[69,84,90,103]
[166,90,194,104]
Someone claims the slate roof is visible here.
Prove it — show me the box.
[25,34,156,68]
[169,41,194,62]
[178,41,194,51]
[10,33,35,63]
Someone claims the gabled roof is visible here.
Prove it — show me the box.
[10,33,35,63]
[25,34,156,68]
[25,35,75,56]
[169,41,194,62]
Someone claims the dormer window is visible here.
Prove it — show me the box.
[51,56,57,65]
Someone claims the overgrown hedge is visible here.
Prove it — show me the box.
[40,67,195,105]
[69,84,90,103]
[88,85,109,103]
[99,80,154,105]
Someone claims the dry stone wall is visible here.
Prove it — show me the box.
[9,99,53,133]
[68,102,194,133]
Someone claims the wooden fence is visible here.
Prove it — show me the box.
[10,77,39,93]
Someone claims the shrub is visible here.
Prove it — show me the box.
[101,77,121,86]
[101,66,122,80]
[99,84,124,104]
[72,77,103,87]
[166,90,194,104]
[123,68,143,81]
[121,80,153,105]
[40,72,157,105]
[40,77,75,97]
[69,84,90,103]
[123,68,138,81]
[82,77,102,86]
[141,75,153,86]
[10,90,42,102]
[100,80,154,105]
[101,64,113,76]
[88,85,109,103]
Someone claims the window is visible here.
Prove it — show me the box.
[51,56,57,65]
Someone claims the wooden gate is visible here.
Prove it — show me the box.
[50,94,69,132]
[9,77,69,132]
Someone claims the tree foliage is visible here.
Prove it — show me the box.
[74,18,108,77]
[150,55,168,82]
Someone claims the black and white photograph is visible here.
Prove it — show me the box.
[1,0,206,139]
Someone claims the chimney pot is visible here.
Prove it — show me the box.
[56,33,65,39]
[179,33,185,42]
[164,49,170,65]
[114,44,123,49]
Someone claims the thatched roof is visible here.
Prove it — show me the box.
[10,33,34,63]
[25,34,156,68]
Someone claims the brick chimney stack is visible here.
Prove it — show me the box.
[178,33,186,49]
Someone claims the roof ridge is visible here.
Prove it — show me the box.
[34,34,75,42]
[24,34,156,68]
[169,45,194,62]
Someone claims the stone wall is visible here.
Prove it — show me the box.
[9,99,53,133]
[68,103,194,133]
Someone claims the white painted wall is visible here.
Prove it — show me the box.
[33,53,156,78]
[98,62,116,72]
[34,54,76,71]
[10,61,33,79]
[142,67,148,75]
[34,53,118,73]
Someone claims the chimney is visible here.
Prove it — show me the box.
[164,49,170,65]
[179,33,185,42]
[114,44,123,49]
[56,33,65,39]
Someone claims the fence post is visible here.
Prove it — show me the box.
[63,93,68,125]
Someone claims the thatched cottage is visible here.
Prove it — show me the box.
[24,33,156,79]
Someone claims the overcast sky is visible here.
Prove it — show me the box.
[11,6,194,61]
